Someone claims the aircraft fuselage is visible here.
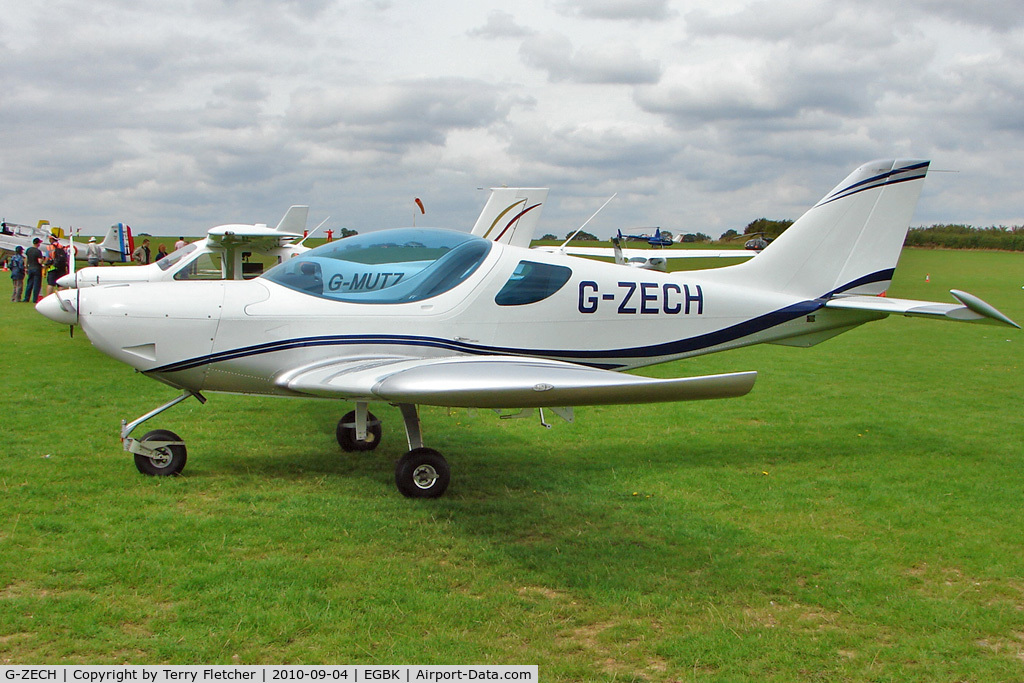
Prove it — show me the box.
[58,234,872,400]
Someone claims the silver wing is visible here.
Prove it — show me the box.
[276,355,757,408]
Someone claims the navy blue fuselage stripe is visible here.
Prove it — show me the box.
[825,269,894,297]
[147,269,895,375]
[816,162,928,207]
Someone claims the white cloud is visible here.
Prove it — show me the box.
[554,0,674,21]
[467,10,535,39]
[519,33,661,84]
[1,0,1023,236]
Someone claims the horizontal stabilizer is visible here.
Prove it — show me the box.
[825,290,1019,328]
[277,355,756,408]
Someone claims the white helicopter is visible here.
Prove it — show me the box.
[37,159,1019,498]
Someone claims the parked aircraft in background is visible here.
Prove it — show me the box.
[744,233,772,251]
[616,228,673,247]
[1,220,131,262]
[535,234,755,271]
[59,206,312,289]
[37,159,1019,499]
[473,190,753,271]
[62,186,550,291]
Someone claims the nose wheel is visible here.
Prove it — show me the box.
[132,429,188,476]
[122,390,203,478]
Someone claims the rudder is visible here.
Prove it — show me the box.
[728,159,929,298]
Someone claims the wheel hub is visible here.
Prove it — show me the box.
[411,464,439,489]
[149,449,173,468]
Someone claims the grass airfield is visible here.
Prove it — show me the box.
[1,247,1022,680]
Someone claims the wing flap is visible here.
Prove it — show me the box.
[825,290,1019,328]
[278,355,756,408]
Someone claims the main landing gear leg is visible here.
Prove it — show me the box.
[394,403,450,498]
[121,390,206,477]
[336,402,382,451]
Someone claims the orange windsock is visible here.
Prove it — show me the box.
[414,197,425,214]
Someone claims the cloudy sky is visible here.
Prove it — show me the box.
[2,0,1023,239]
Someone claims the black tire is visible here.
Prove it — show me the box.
[395,448,450,498]
[133,429,187,476]
[336,410,382,452]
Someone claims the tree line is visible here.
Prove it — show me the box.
[903,224,1024,251]
[723,219,1024,251]
[537,220,1024,251]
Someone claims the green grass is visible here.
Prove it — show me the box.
[2,249,1023,680]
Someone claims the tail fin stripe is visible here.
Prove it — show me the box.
[483,200,527,239]
[825,269,896,298]
[493,203,542,242]
[817,162,928,207]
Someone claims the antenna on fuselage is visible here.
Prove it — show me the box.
[559,193,617,251]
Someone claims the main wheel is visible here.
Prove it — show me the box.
[336,410,382,452]
[133,429,187,476]
[395,448,450,498]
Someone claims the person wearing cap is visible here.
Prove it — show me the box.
[9,245,25,302]
[86,236,101,266]
[45,236,69,296]
[22,237,43,303]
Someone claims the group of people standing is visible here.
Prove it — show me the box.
[8,234,79,303]
[10,233,187,303]
[130,238,174,264]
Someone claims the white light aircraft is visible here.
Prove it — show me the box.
[60,206,312,288]
[37,159,1019,498]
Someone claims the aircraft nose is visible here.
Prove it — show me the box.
[36,292,78,325]
[57,272,76,288]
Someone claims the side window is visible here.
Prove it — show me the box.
[495,260,572,306]
[173,252,224,280]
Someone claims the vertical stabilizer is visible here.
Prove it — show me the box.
[471,188,548,248]
[100,223,133,262]
[275,205,310,235]
[728,159,929,297]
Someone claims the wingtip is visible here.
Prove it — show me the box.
[949,289,1021,329]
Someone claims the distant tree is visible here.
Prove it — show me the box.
[339,228,358,238]
[681,234,697,243]
[659,230,674,241]
[694,232,711,242]
[904,224,1024,251]
[720,229,739,241]
[539,233,558,241]
[566,230,599,242]
[744,218,793,239]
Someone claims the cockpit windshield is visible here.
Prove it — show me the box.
[156,242,198,271]
[262,228,492,304]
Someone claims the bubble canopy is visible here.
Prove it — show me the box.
[262,228,492,304]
